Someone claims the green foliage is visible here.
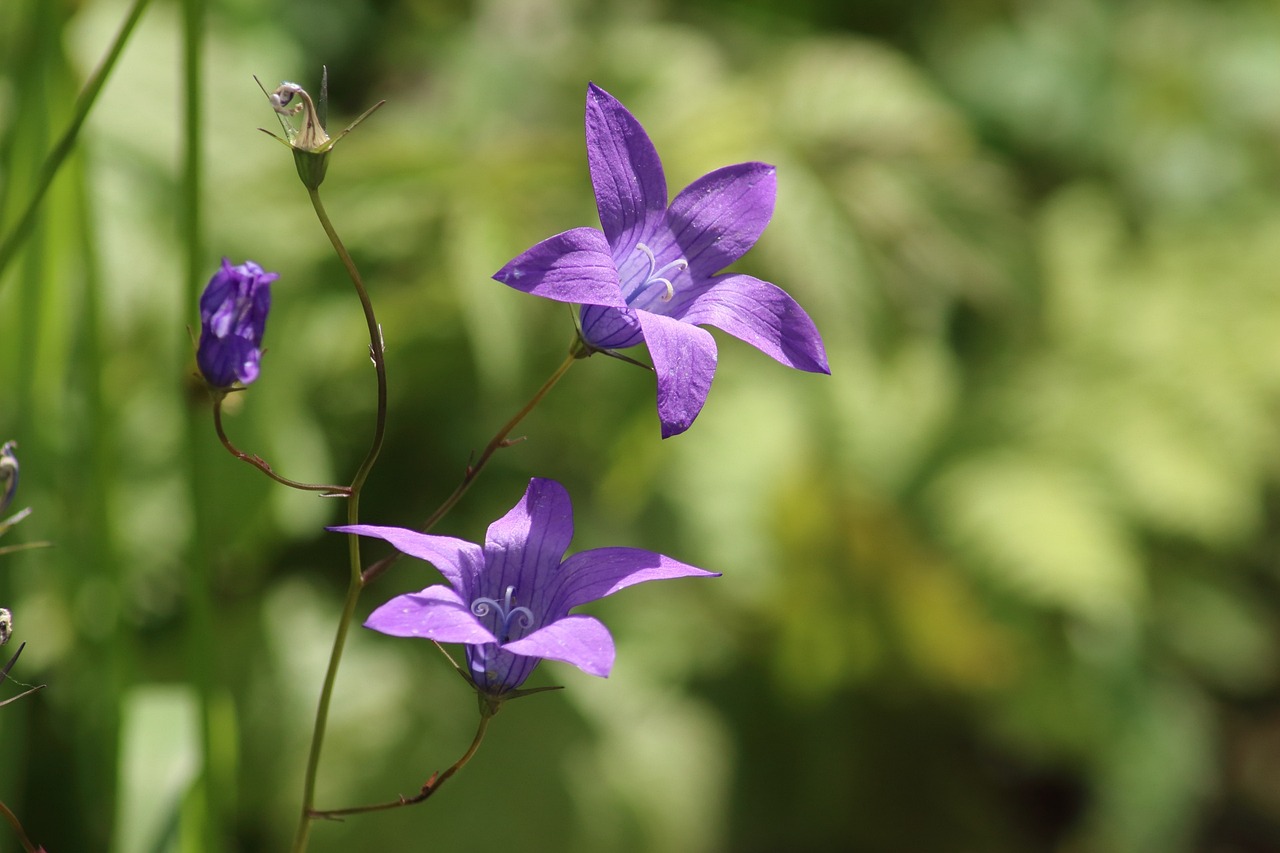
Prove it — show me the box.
[3,0,1280,851]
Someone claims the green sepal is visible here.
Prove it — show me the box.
[292,147,330,190]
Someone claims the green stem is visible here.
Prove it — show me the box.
[362,343,581,586]
[305,186,388,494]
[0,0,153,286]
[180,0,220,847]
[291,530,364,852]
[292,187,389,852]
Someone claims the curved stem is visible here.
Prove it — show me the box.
[362,343,581,586]
[213,398,350,495]
[306,186,388,493]
[309,708,494,820]
[292,186,389,852]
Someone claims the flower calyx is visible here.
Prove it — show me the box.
[256,67,385,190]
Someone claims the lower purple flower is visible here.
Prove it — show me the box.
[196,258,276,389]
[333,478,718,695]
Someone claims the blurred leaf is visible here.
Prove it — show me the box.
[929,452,1144,623]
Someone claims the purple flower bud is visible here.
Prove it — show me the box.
[196,259,277,389]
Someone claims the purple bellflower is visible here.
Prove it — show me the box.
[334,478,717,696]
[494,83,830,438]
[195,258,276,390]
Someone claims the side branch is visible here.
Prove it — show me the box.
[309,709,493,820]
[213,399,350,496]
[361,345,581,585]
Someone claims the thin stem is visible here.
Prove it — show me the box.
[0,644,46,708]
[309,709,494,820]
[305,186,388,493]
[292,186,389,852]
[212,398,350,495]
[0,800,39,853]
[0,0,153,287]
[361,344,580,586]
[291,541,364,852]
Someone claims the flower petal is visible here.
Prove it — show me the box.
[636,310,718,438]
[481,478,575,600]
[196,337,260,388]
[678,274,830,374]
[552,547,719,612]
[667,163,776,278]
[328,524,484,593]
[586,83,667,251]
[467,643,541,694]
[364,586,497,644]
[578,303,644,350]
[503,614,616,678]
[493,227,627,308]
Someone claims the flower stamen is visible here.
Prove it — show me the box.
[635,242,687,302]
[471,586,534,643]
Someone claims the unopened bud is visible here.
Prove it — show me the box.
[256,68,385,190]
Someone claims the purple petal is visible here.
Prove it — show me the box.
[467,644,540,694]
[329,524,483,593]
[636,311,718,438]
[196,336,260,388]
[481,479,575,602]
[364,586,497,644]
[578,303,644,350]
[503,614,616,678]
[667,163,776,278]
[492,227,627,308]
[552,547,719,612]
[678,274,830,374]
[586,83,667,251]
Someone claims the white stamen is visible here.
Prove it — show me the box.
[471,585,534,643]
[635,242,687,302]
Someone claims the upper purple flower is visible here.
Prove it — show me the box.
[334,478,717,695]
[494,83,830,438]
[195,258,276,389]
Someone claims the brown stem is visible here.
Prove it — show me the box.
[309,708,493,820]
[360,344,580,585]
[0,799,40,853]
[213,398,350,496]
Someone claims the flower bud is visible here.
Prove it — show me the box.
[257,70,384,190]
[0,441,17,515]
[269,81,332,188]
[196,259,277,390]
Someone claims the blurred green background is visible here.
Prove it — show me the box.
[4,0,1280,850]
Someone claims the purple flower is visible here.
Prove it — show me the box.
[494,83,830,438]
[334,478,717,695]
[195,258,276,389]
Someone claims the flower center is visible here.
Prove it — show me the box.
[633,242,688,303]
[471,585,534,644]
